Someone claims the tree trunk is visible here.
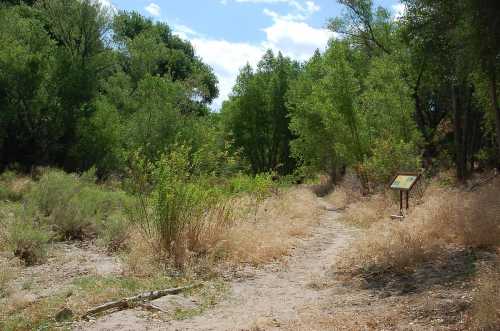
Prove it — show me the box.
[490,71,500,167]
[452,84,466,181]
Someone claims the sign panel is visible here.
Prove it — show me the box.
[390,175,418,190]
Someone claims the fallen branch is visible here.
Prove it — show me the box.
[82,283,201,320]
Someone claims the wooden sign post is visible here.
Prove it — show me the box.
[389,173,421,219]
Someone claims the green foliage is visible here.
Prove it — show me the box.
[228,172,276,199]
[0,1,219,176]
[1,0,500,205]
[402,0,500,179]
[363,138,421,184]
[6,214,50,266]
[72,99,125,176]
[127,147,230,264]
[221,50,299,175]
[112,11,218,104]
[26,169,131,246]
[288,41,366,182]
[288,40,422,188]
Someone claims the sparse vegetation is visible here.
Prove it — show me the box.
[339,179,500,275]
[1,0,500,329]
[470,260,500,330]
[27,168,131,242]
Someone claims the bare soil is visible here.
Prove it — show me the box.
[2,192,483,330]
[73,196,481,331]
[2,241,122,305]
[75,200,361,330]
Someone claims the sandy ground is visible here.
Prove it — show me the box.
[2,241,122,304]
[76,201,361,331]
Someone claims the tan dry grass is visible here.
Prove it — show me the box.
[469,258,500,330]
[123,230,162,277]
[0,257,20,298]
[324,173,395,227]
[284,309,400,331]
[124,187,321,272]
[220,187,321,265]
[339,178,500,274]
[339,192,394,227]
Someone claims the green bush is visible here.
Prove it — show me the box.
[96,214,130,252]
[1,190,47,267]
[0,171,30,202]
[363,137,421,186]
[228,172,277,198]
[26,169,131,245]
[6,216,50,266]
[127,147,230,265]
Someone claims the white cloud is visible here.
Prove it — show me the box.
[94,0,117,13]
[392,3,406,20]
[262,17,334,60]
[175,26,333,109]
[185,37,263,109]
[145,3,161,17]
[232,0,320,21]
[173,24,200,40]
[173,0,332,109]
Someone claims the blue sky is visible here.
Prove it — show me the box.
[100,0,403,109]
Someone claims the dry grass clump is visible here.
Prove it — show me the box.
[469,259,500,330]
[221,187,321,265]
[0,258,21,298]
[0,171,32,202]
[340,178,500,275]
[339,192,394,227]
[125,187,321,272]
[284,309,399,331]
[310,175,334,197]
[324,173,394,226]
[126,195,236,271]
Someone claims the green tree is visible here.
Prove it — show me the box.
[221,50,299,175]
[288,42,366,183]
[0,4,59,168]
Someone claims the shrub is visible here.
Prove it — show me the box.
[96,213,130,252]
[6,216,50,266]
[0,171,31,202]
[310,175,334,197]
[340,179,500,275]
[127,148,234,267]
[26,169,82,221]
[362,137,421,187]
[26,169,131,244]
[227,172,277,217]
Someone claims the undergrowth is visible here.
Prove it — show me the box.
[0,168,132,265]
[339,179,500,275]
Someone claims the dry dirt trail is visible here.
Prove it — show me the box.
[79,199,360,331]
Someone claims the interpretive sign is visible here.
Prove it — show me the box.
[390,175,418,190]
[389,172,421,219]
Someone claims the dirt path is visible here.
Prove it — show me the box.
[78,201,359,331]
[169,207,357,331]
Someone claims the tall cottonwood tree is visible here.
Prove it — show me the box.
[402,0,498,179]
[0,1,220,176]
[221,51,299,175]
